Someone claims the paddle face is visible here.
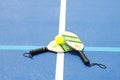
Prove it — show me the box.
[61,31,84,51]
[47,41,72,53]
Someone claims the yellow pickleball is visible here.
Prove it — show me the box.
[54,35,65,45]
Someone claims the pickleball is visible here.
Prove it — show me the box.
[55,35,65,45]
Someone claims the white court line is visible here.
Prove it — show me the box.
[55,0,66,80]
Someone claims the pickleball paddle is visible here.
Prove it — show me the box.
[23,40,72,58]
[61,31,106,69]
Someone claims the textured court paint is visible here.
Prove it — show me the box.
[55,0,66,80]
[0,45,120,52]
[0,45,42,50]
[0,0,60,80]
[84,47,120,52]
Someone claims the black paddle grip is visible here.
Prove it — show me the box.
[77,51,90,66]
[23,47,48,58]
[77,51,107,69]
[30,47,48,56]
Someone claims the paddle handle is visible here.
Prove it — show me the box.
[23,47,48,58]
[78,51,90,66]
[30,47,48,56]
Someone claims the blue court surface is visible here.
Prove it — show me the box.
[0,0,120,80]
